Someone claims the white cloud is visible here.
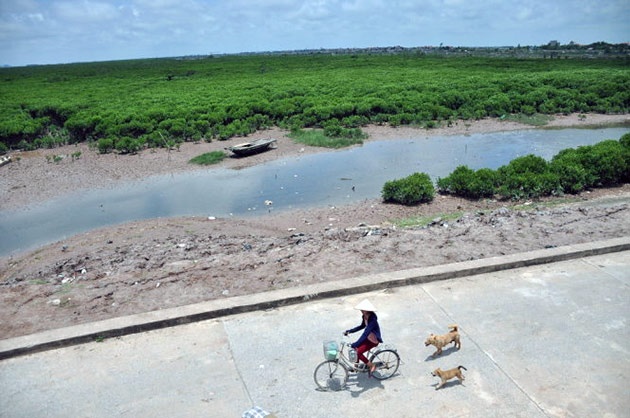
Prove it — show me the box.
[53,1,120,22]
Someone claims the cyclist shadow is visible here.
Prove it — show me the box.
[347,374,385,397]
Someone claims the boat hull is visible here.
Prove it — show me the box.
[227,138,277,156]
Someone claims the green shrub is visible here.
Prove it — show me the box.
[0,141,7,154]
[468,168,500,198]
[551,148,598,188]
[499,154,548,175]
[498,171,560,200]
[322,119,367,140]
[341,115,369,128]
[97,137,114,154]
[438,165,499,198]
[588,140,627,186]
[549,159,588,194]
[497,154,560,199]
[115,136,144,154]
[553,140,627,187]
[437,165,475,195]
[189,151,226,165]
[17,139,34,151]
[64,113,100,142]
[620,134,630,182]
[382,172,435,205]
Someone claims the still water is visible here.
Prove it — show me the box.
[1,126,628,256]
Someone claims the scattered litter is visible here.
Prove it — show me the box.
[207,216,216,220]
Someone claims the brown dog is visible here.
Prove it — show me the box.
[431,365,467,390]
[424,324,460,356]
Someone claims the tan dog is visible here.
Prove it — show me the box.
[424,324,460,356]
[431,365,467,390]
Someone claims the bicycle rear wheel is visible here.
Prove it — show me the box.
[369,349,400,380]
[313,360,349,391]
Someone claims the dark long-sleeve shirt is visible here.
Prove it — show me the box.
[346,313,382,348]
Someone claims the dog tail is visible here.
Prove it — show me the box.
[458,365,467,371]
[448,324,458,332]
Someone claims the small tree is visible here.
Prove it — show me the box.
[382,172,435,205]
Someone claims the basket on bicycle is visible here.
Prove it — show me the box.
[323,340,339,360]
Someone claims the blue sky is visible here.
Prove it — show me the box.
[1,0,628,66]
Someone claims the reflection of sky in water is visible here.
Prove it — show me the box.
[1,127,628,255]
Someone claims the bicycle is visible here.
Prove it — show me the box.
[313,336,400,391]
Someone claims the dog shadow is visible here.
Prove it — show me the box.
[431,379,465,390]
[424,345,459,361]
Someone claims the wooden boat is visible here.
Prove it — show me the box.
[0,155,11,167]
[226,138,277,156]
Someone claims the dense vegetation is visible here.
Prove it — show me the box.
[384,134,629,206]
[435,133,630,201]
[1,54,628,153]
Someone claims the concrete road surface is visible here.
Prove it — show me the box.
[1,250,628,417]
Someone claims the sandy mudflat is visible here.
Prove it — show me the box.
[1,113,629,338]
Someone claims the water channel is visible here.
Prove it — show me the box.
[1,126,628,256]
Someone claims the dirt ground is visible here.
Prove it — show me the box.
[1,114,629,339]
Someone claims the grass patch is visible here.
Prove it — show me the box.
[189,151,226,165]
[393,211,463,228]
[512,196,583,210]
[288,129,364,148]
[500,113,554,126]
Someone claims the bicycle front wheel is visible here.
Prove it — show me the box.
[313,360,349,391]
[369,349,400,380]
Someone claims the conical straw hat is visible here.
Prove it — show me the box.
[354,299,377,312]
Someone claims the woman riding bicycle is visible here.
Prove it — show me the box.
[344,299,382,374]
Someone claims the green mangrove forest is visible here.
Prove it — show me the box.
[1,53,628,155]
